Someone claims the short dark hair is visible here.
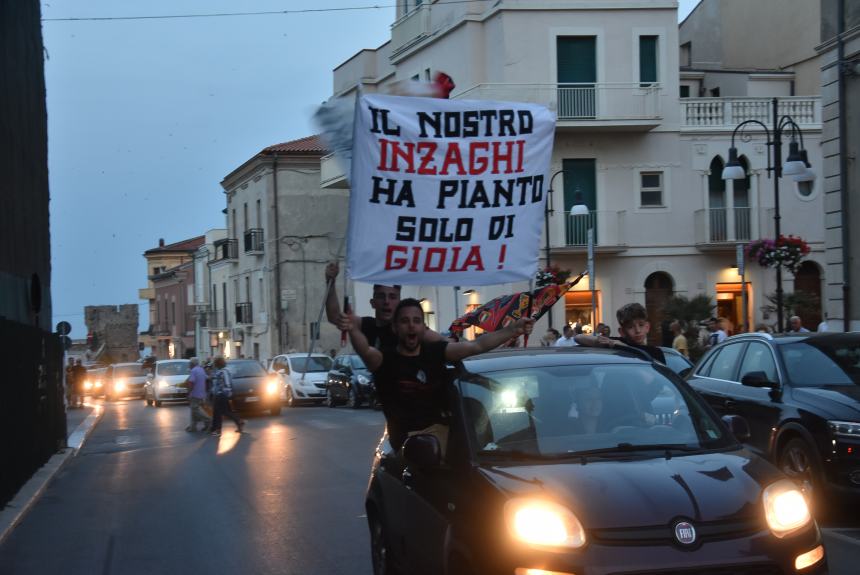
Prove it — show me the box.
[393,298,423,322]
[372,284,402,293]
[616,302,647,327]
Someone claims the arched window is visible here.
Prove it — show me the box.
[644,272,675,346]
[708,156,725,207]
[735,156,751,239]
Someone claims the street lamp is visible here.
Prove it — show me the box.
[722,97,814,333]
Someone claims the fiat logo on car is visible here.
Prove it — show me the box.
[674,521,697,545]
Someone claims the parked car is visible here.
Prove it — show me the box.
[143,359,190,407]
[82,366,107,397]
[326,354,375,408]
[269,353,333,407]
[106,362,148,400]
[225,359,282,415]
[660,345,694,376]
[686,331,860,504]
[365,347,827,575]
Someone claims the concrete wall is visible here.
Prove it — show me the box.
[1,0,52,332]
[85,304,140,364]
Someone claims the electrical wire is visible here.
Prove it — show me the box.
[42,0,488,22]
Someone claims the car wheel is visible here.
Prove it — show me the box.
[270,405,281,416]
[286,387,296,408]
[369,514,399,575]
[778,438,820,497]
[347,386,360,409]
[326,389,337,408]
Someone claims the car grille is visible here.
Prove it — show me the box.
[314,383,327,389]
[613,565,783,575]
[591,518,762,546]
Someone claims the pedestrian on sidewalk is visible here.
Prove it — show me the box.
[185,358,212,432]
[71,359,87,408]
[209,357,244,436]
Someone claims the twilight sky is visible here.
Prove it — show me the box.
[44,0,700,339]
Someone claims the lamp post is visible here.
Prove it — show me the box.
[722,97,814,333]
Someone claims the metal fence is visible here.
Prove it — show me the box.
[1,319,66,508]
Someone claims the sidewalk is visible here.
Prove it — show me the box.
[0,401,103,545]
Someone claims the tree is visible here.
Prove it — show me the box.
[662,294,715,362]
[762,290,820,327]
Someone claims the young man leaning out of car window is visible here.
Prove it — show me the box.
[339,298,534,456]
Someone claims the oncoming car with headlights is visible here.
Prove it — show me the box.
[225,359,283,415]
[143,359,190,407]
[82,366,108,397]
[364,348,827,575]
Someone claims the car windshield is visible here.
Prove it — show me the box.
[226,361,267,377]
[158,362,190,376]
[781,338,860,386]
[662,350,691,375]
[86,368,107,376]
[290,356,333,373]
[113,364,147,378]
[351,356,367,370]
[458,362,733,461]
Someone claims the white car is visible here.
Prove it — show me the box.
[269,353,333,407]
[143,359,190,407]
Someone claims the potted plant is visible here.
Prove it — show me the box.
[746,235,810,274]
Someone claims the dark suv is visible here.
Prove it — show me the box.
[686,332,860,504]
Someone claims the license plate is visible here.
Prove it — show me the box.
[244,397,259,403]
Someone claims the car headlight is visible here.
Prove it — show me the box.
[357,374,370,385]
[265,379,279,394]
[828,420,860,438]
[95,380,103,389]
[504,499,586,550]
[158,380,169,389]
[83,380,93,390]
[763,480,811,538]
[115,380,127,391]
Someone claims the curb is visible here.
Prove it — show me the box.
[0,404,104,546]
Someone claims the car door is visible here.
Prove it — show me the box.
[688,343,747,413]
[730,341,783,457]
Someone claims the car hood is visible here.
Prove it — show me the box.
[116,376,148,384]
[231,375,267,393]
[156,374,188,384]
[292,372,328,383]
[480,449,780,529]
[792,385,860,420]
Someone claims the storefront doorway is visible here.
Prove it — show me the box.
[564,290,600,333]
[715,282,752,335]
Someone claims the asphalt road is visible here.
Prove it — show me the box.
[0,399,385,575]
[1,398,857,574]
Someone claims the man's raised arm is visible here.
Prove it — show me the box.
[338,311,383,372]
[444,318,534,362]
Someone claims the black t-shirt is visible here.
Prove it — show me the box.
[360,316,397,350]
[612,337,666,364]
[373,340,450,450]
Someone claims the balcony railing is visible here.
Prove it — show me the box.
[199,310,227,330]
[564,211,627,247]
[455,83,662,123]
[235,302,253,325]
[681,97,820,129]
[694,207,774,246]
[390,2,431,56]
[213,238,238,261]
[244,228,264,254]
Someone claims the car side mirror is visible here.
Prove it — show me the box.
[402,434,442,470]
[721,414,751,443]
[741,371,776,388]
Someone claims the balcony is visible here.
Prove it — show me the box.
[681,97,820,130]
[212,238,238,262]
[454,83,662,131]
[235,302,253,325]
[694,207,774,249]
[244,228,264,254]
[555,211,627,252]
[138,287,155,300]
[390,3,431,57]
[321,153,349,189]
[200,310,227,331]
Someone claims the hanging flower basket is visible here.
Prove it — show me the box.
[535,265,572,287]
[746,235,810,274]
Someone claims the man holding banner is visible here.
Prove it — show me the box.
[340,298,533,455]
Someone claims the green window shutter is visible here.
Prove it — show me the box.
[556,37,596,84]
[639,36,658,86]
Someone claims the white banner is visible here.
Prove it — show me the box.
[347,94,555,286]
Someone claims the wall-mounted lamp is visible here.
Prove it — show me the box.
[462,289,476,296]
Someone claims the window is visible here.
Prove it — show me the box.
[738,342,778,383]
[708,343,746,381]
[243,203,248,232]
[709,87,720,97]
[680,41,691,67]
[639,35,658,86]
[424,68,431,81]
[680,85,690,98]
[797,180,815,199]
[256,199,262,227]
[640,171,664,207]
